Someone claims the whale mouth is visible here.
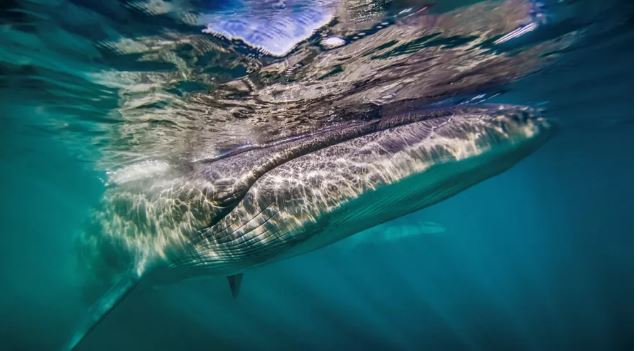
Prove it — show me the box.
[176,103,553,272]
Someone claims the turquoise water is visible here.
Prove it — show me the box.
[0,0,632,350]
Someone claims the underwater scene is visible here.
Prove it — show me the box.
[0,0,633,350]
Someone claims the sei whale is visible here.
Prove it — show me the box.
[69,104,552,349]
[63,0,572,347]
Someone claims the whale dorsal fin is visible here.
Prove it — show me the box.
[226,273,243,298]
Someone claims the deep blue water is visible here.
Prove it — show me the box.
[0,0,633,350]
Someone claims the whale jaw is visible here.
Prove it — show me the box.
[179,105,553,275]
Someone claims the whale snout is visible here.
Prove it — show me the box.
[482,106,554,146]
[500,106,554,134]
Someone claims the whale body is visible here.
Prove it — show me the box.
[69,103,552,349]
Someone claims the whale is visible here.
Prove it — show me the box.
[68,104,553,349]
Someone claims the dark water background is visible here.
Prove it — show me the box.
[0,0,633,350]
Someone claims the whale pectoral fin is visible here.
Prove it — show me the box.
[226,273,243,298]
[66,272,141,350]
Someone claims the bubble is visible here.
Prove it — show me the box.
[320,36,346,49]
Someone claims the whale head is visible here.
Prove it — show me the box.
[79,104,552,286]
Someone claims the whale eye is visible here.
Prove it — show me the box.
[211,179,239,205]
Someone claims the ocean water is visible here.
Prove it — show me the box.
[0,0,633,350]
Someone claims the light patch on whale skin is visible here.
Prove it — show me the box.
[80,174,221,282]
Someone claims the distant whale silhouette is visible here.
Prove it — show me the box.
[68,104,552,349]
